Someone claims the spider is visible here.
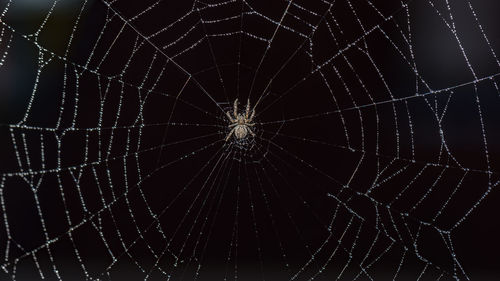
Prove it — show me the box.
[225,98,256,141]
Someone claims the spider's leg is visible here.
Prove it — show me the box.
[226,111,235,123]
[233,99,238,117]
[248,127,256,136]
[249,108,256,121]
[246,99,250,119]
[225,127,235,141]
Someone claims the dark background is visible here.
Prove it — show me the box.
[1,0,500,280]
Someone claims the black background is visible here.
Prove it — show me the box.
[1,0,500,280]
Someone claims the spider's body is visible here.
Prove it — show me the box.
[225,99,255,141]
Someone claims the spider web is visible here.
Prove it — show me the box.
[0,0,500,280]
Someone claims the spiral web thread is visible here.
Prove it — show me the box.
[0,0,499,280]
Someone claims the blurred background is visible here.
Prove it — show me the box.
[1,0,500,280]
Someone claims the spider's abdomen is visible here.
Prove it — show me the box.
[234,125,248,139]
